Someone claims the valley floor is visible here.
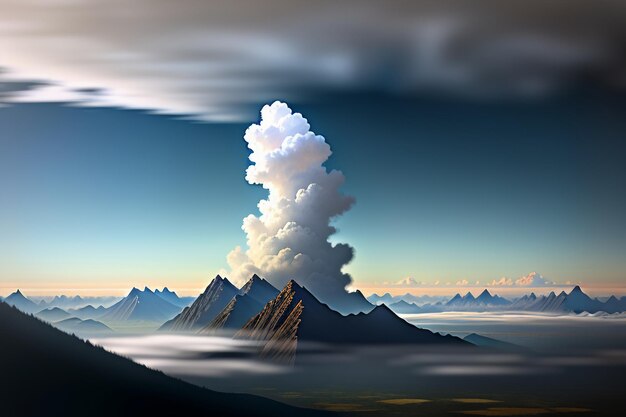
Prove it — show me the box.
[92,312,626,417]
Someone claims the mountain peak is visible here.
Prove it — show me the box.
[15,289,23,296]
[479,289,492,297]
[463,291,475,300]
[371,303,396,316]
[128,287,141,297]
[143,286,153,293]
[571,285,583,294]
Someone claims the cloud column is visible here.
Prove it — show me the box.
[226,101,355,301]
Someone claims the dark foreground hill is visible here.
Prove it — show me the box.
[0,302,329,417]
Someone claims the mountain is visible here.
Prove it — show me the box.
[509,286,607,313]
[387,300,422,314]
[239,274,280,304]
[603,295,626,313]
[54,317,112,335]
[446,291,476,308]
[206,294,263,331]
[439,290,511,311]
[561,285,603,313]
[372,286,625,314]
[160,275,239,331]
[154,287,195,308]
[237,280,467,362]
[68,304,107,320]
[368,292,449,306]
[202,275,279,332]
[4,290,38,313]
[315,288,374,315]
[367,292,395,305]
[35,307,71,322]
[475,289,511,306]
[0,301,329,417]
[39,295,122,309]
[43,295,85,309]
[100,287,182,323]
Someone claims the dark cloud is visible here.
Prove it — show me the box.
[0,0,624,120]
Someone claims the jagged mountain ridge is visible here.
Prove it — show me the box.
[202,275,279,332]
[236,280,467,362]
[154,287,195,308]
[101,287,182,322]
[69,304,108,320]
[387,299,422,314]
[160,275,239,331]
[371,286,626,314]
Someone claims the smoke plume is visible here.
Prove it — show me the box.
[227,101,355,302]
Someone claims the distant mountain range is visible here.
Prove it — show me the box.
[101,287,183,322]
[0,301,329,417]
[369,286,626,314]
[6,281,626,340]
[368,292,449,306]
[34,295,121,310]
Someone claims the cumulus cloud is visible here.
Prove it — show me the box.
[456,279,469,286]
[489,272,556,287]
[394,277,423,287]
[515,272,554,287]
[0,0,625,120]
[489,277,513,286]
[226,101,355,302]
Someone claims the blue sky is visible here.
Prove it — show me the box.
[1,0,625,296]
[2,92,625,296]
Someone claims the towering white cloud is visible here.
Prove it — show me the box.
[227,101,355,300]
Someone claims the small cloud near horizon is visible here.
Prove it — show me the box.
[378,272,575,290]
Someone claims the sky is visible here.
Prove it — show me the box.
[1,0,625,297]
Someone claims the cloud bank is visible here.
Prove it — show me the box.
[489,272,556,287]
[226,101,355,302]
[0,0,625,120]
[384,272,565,289]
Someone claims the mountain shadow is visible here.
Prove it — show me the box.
[0,301,330,417]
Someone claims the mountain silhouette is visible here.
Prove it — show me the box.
[237,280,467,362]
[4,290,38,313]
[160,275,239,331]
[154,287,195,308]
[68,304,107,320]
[0,301,329,417]
[387,299,422,314]
[100,287,181,323]
[54,317,112,335]
[202,275,279,331]
[35,307,71,322]
[315,287,374,315]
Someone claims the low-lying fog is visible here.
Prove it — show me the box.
[92,313,626,416]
